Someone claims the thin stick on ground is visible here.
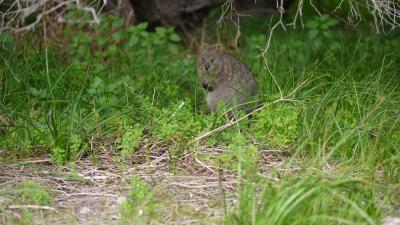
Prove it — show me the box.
[8,205,56,211]
[194,157,218,176]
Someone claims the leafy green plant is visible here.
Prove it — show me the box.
[51,146,67,165]
[152,99,208,141]
[119,176,157,224]
[68,134,84,160]
[65,15,182,66]
[252,102,301,148]
[305,15,339,52]
[219,133,258,177]
[0,180,53,206]
[119,124,143,160]
[19,180,52,205]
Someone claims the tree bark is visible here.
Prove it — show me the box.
[103,0,292,29]
[130,0,224,29]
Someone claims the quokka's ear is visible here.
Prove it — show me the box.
[215,43,224,52]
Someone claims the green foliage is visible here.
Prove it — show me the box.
[153,99,207,141]
[119,124,143,159]
[252,102,301,148]
[0,31,14,50]
[119,176,157,224]
[18,180,52,205]
[0,180,52,206]
[51,146,66,165]
[68,134,84,160]
[238,15,399,184]
[1,10,400,223]
[305,15,339,52]
[220,133,258,178]
[2,13,399,181]
[228,176,380,225]
[65,15,182,66]
[0,15,188,163]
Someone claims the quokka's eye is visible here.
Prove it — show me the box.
[201,58,205,62]
[210,58,215,63]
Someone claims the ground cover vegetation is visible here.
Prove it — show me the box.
[0,2,399,224]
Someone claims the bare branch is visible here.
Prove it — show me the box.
[217,0,250,47]
[8,205,56,211]
[0,0,102,33]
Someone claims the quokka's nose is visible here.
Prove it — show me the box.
[204,64,210,71]
[202,81,209,89]
[202,82,213,91]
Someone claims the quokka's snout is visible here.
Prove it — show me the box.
[202,81,208,89]
[202,81,213,91]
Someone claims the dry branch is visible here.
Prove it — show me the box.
[8,205,56,211]
[0,0,102,32]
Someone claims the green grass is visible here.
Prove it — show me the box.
[0,180,54,225]
[0,12,399,224]
[232,176,382,225]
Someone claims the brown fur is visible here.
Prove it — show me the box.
[197,43,258,113]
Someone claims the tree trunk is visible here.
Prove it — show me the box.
[129,0,224,29]
[103,0,293,29]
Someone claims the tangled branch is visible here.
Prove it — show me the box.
[0,0,103,33]
[258,0,400,56]
[288,0,400,30]
[216,0,400,53]
[367,0,400,31]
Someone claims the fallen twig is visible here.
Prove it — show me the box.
[56,192,119,201]
[8,205,56,211]
[194,157,217,176]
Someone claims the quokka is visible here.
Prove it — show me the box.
[197,43,258,115]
